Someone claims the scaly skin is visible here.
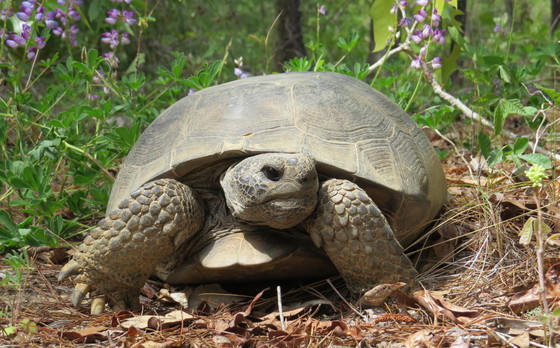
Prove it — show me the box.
[305,179,417,293]
[60,154,419,313]
[58,179,204,314]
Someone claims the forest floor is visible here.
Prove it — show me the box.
[1,121,559,347]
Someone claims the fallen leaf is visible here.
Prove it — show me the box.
[449,335,470,348]
[413,290,480,324]
[317,320,348,337]
[187,284,248,310]
[432,223,463,260]
[120,310,196,330]
[508,263,560,313]
[508,332,530,348]
[358,282,406,307]
[404,329,439,348]
[59,326,109,343]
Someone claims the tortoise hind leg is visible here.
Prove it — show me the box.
[58,179,204,314]
[304,179,417,295]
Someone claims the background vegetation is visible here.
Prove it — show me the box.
[0,0,559,343]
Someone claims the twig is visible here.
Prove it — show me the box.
[63,141,115,181]
[422,67,560,161]
[325,279,366,320]
[276,286,285,331]
[368,44,560,162]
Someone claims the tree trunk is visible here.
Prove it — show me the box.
[275,0,306,70]
[552,0,560,33]
[457,0,467,33]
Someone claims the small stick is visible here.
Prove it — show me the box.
[326,279,367,320]
[277,285,285,331]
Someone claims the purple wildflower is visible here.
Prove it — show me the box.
[416,0,429,5]
[431,9,440,27]
[6,39,18,49]
[92,70,104,84]
[35,6,45,21]
[431,56,442,69]
[122,10,137,25]
[421,24,432,37]
[45,19,58,29]
[120,32,131,45]
[27,46,37,59]
[411,56,422,69]
[432,29,446,44]
[1,8,14,21]
[35,36,46,49]
[105,9,120,24]
[399,1,408,7]
[16,11,30,21]
[410,30,423,44]
[390,4,397,14]
[318,5,326,15]
[399,17,413,27]
[68,7,80,21]
[413,9,427,23]
[102,52,119,68]
[101,30,120,48]
[21,24,32,39]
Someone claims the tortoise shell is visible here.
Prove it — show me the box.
[108,72,446,246]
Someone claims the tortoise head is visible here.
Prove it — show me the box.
[220,153,319,229]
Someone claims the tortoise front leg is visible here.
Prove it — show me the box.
[304,179,417,295]
[58,179,204,314]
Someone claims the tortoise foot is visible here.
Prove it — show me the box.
[58,179,204,313]
[305,179,418,295]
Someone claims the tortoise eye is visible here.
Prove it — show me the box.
[262,166,282,181]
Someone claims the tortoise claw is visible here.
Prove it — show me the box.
[71,283,91,307]
[58,260,79,281]
[91,296,107,314]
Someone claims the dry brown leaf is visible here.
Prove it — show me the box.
[508,263,560,313]
[187,283,246,310]
[358,282,406,307]
[508,332,530,348]
[404,329,439,348]
[317,320,348,337]
[119,310,196,330]
[413,290,480,324]
[432,223,462,260]
[59,326,109,343]
[449,335,470,348]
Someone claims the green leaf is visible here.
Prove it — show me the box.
[441,43,461,83]
[493,99,536,135]
[0,210,17,234]
[88,1,103,21]
[518,153,553,169]
[512,137,529,155]
[284,57,312,72]
[477,132,492,159]
[535,85,560,105]
[369,0,397,53]
[519,217,535,246]
[498,65,511,83]
[435,0,457,14]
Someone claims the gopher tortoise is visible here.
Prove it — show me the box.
[59,72,446,314]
